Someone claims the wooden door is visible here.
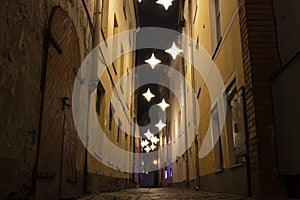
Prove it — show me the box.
[35,7,84,200]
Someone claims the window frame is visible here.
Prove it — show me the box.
[225,81,247,166]
[209,0,222,55]
[211,103,224,171]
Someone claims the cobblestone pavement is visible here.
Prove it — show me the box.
[79,188,254,200]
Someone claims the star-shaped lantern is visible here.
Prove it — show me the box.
[165,42,183,60]
[144,146,151,153]
[144,129,154,139]
[150,144,156,151]
[150,136,160,144]
[145,53,161,69]
[156,0,174,10]
[141,140,149,148]
[155,120,166,131]
[143,89,155,102]
[157,98,170,111]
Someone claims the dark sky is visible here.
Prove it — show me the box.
[135,0,180,124]
[137,0,180,29]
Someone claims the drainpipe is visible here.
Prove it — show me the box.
[94,0,102,47]
[188,0,201,189]
[82,0,102,193]
[182,53,190,187]
[194,134,200,189]
[240,86,252,197]
[184,0,193,189]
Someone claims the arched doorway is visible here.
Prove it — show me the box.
[35,7,84,200]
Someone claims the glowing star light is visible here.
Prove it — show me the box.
[157,98,170,111]
[150,136,160,144]
[144,129,154,139]
[145,53,161,69]
[165,42,183,60]
[155,120,166,131]
[144,146,151,153]
[150,144,156,151]
[141,140,149,148]
[156,0,173,10]
[143,89,155,102]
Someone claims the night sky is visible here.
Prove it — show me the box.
[135,0,180,124]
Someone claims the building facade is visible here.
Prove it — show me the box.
[0,0,138,199]
[271,0,300,198]
[165,0,249,195]
[160,0,300,199]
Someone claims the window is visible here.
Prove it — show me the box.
[113,14,119,75]
[225,84,247,165]
[117,119,121,142]
[164,169,168,179]
[101,0,109,38]
[209,0,222,54]
[120,44,124,93]
[193,4,198,24]
[96,82,105,115]
[109,104,114,131]
[114,14,119,31]
[123,0,127,20]
[197,87,201,99]
[211,103,224,170]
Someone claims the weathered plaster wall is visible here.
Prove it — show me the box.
[0,0,46,198]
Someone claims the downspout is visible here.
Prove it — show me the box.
[132,0,140,188]
[82,0,102,193]
[182,53,190,187]
[183,0,194,188]
[94,0,102,47]
[190,0,201,190]
[240,86,252,197]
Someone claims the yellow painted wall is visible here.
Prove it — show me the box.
[172,0,245,182]
[195,0,244,178]
[87,0,137,180]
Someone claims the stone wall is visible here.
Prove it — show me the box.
[0,0,94,198]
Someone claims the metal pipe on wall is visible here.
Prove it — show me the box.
[94,0,102,47]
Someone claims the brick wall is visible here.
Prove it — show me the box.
[237,0,287,198]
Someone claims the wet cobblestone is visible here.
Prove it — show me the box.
[79,188,255,200]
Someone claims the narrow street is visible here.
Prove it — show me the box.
[79,188,253,200]
[1,0,300,199]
